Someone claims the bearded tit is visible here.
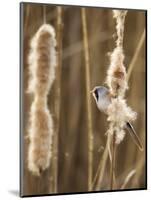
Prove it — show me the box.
[91,86,143,151]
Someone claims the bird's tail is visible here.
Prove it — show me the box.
[126,122,144,151]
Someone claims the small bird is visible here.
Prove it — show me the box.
[91,86,143,151]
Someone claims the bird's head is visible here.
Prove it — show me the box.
[91,86,111,113]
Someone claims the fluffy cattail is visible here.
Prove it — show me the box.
[113,10,127,48]
[106,46,128,97]
[28,24,56,95]
[27,24,57,176]
[106,10,136,144]
[107,97,137,144]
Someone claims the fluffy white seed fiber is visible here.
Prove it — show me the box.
[28,24,57,96]
[106,46,128,97]
[107,97,137,144]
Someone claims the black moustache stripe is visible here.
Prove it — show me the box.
[94,90,99,101]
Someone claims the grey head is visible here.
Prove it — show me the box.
[91,86,111,113]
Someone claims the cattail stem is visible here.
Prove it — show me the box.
[121,169,136,189]
[52,6,63,193]
[24,4,30,32]
[43,5,46,24]
[110,133,116,189]
[92,133,112,190]
[127,30,145,81]
[81,8,93,191]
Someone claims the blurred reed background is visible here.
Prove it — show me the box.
[22,3,146,196]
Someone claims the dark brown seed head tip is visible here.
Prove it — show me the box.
[114,71,125,79]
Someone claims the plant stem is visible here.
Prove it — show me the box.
[43,5,46,24]
[110,133,116,190]
[121,169,136,189]
[81,8,93,191]
[53,6,63,193]
[93,133,112,190]
[127,30,145,81]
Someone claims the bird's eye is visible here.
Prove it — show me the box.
[94,90,99,101]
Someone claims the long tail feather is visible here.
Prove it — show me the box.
[126,122,143,151]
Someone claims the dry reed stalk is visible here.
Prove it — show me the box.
[63,31,111,60]
[43,5,46,24]
[52,6,63,193]
[110,133,116,189]
[131,154,145,186]
[92,133,112,190]
[93,133,117,190]
[26,8,69,37]
[27,24,57,176]
[127,30,145,81]
[121,169,136,189]
[81,8,93,191]
[24,4,30,33]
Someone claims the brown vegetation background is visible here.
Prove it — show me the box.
[21,3,146,196]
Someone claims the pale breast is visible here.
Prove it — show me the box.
[97,96,111,113]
